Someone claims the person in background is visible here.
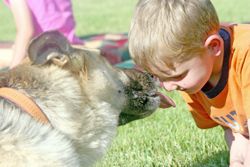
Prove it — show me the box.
[129,0,250,166]
[2,0,83,69]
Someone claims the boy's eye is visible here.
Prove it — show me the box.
[161,71,187,82]
[173,74,185,80]
[174,72,187,80]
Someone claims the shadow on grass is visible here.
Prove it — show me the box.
[191,150,229,167]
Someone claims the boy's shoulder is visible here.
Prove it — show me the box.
[230,24,250,49]
[228,24,250,76]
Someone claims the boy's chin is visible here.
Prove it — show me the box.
[185,83,208,94]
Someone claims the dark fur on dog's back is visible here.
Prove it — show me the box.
[0,31,161,167]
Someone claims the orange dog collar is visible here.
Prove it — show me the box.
[0,87,49,124]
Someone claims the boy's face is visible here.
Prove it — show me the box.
[153,52,215,94]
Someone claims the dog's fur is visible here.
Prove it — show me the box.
[0,31,161,167]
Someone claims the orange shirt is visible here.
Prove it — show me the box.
[181,24,250,136]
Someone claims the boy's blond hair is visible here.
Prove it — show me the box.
[129,0,219,73]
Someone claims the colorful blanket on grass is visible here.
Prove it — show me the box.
[82,33,135,69]
[0,33,135,72]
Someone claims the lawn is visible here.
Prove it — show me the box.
[0,0,249,166]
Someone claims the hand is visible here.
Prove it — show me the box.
[243,120,250,166]
[224,128,248,167]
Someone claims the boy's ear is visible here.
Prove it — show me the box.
[204,34,223,57]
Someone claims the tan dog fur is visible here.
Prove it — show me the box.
[0,31,162,167]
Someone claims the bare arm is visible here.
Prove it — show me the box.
[243,120,250,166]
[8,0,34,69]
[224,127,248,167]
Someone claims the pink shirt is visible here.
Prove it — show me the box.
[5,0,83,44]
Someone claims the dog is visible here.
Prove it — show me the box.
[0,31,174,167]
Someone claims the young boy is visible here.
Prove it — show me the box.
[129,0,250,166]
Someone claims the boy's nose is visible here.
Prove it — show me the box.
[162,82,178,91]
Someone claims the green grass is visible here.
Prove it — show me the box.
[0,0,249,166]
[96,91,229,167]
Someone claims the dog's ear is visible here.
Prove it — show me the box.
[28,31,73,65]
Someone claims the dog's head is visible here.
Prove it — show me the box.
[28,31,175,125]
